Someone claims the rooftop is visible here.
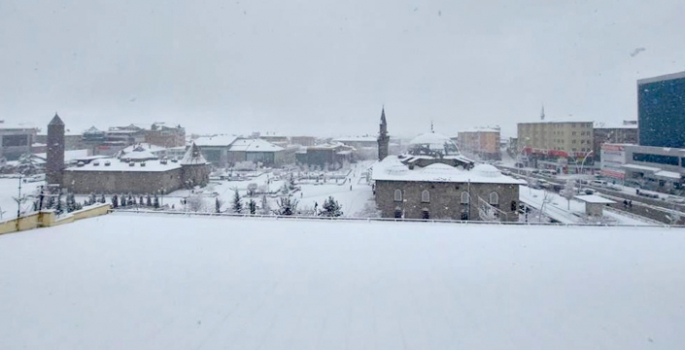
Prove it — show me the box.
[64,158,181,172]
[193,135,239,147]
[372,156,524,184]
[575,194,616,204]
[0,213,682,349]
[638,70,685,85]
[229,138,284,152]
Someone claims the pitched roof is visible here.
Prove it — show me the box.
[49,113,65,126]
[180,143,208,165]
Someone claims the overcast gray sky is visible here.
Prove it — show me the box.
[1,0,683,138]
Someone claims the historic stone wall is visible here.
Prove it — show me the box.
[375,180,519,221]
[63,168,183,194]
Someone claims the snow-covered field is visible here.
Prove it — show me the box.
[0,213,683,349]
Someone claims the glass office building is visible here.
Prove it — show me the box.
[638,71,685,148]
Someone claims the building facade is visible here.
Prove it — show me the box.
[592,121,638,162]
[518,121,594,172]
[457,127,501,161]
[0,122,38,161]
[145,123,186,148]
[638,71,685,148]
[373,157,522,221]
[600,143,685,193]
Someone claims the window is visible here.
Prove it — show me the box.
[572,132,576,136]
[421,190,430,203]
[422,208,430,220]
[489,192,499,206]
[460,192,470,204]
[572,140,576,144]
[394,207,402,218]
[510,201,517,212]
[633,153,679,166]
[394,189,402,202]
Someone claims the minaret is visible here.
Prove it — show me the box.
[377,107,390,161]
[46,113,65,186]
[540,104,546,121]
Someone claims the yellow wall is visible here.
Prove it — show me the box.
[0,203,111,236]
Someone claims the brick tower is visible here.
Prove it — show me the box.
[46,113,65,186]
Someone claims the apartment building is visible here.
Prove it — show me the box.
[517,121,594,171]
[456,127,501,161]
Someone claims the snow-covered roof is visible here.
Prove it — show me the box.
[333,136,377,143]
[193,135,238,147]
[120,150,158,161]
[229,138,284,152]
[35,149,91,162]
[2,214,681,349]
[622,164,661,172]
[459,127,501,133]
[575,195,616,204]
[655,170,681,179]
[83,126,104,135]
[0,121,40,130]
[180,143,208,165]
[121,143,167,154]
[372,156,524,184]
[408,132,460,154]
[64,159,181,172]
[593,121,638,129]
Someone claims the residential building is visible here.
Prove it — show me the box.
[334,136,378,160]
[259,133,289,148]
[0,121,38,161]
[145,123,186,148]
[517,121,594,173]
[593,121,638,162]
[290,136,317,147]
[638,71,685,148]
[296,143,354,170]
[457,127,501,161]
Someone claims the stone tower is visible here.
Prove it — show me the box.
[46,113,65,186]
[377,107,389,161]
[180,143,209,188]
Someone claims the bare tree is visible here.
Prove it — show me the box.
[560,179,575,210]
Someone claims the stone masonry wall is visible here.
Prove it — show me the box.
[63,168,183,194]
[375,180,519,221]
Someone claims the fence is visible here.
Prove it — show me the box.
[111,208,681,228]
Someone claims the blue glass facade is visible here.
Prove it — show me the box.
[638,73,685,148]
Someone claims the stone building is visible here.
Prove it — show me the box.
[372,120,522,221]
[46,116,208,194]
[61,143,209,194]
[373,156,523,221]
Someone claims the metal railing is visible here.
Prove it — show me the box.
[109,208,681,228]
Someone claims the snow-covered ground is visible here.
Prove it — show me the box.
[520,186,652,226]
[164,162,375,217]
[0,213,683,349]
[0,178,43,221]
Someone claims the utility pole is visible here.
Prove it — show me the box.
[17,174,22,218]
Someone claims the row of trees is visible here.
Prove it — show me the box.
[111,194,161,209]
[33,192,108,215]
[223,189,342,217]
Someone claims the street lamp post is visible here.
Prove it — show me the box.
[577,150,594,194]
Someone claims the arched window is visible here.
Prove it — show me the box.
[489,192,499,206]
[460,192,470,204]
[421,190,430,203]
[394,189,402,202]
